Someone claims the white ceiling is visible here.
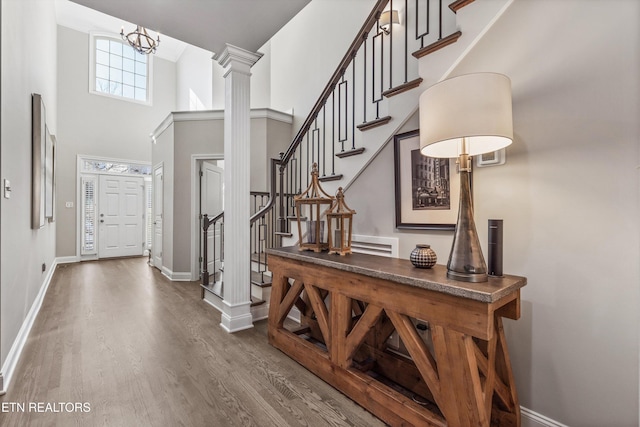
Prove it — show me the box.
[63,0,311,60]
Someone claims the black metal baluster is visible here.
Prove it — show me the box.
[306,131,311,187]
[363,33,368,124]
[372,22,383,119]
[351,52,356,150]
[298,145,302,193]
[389,0,394,90]
[331,89,336,175]
[438,0,443,40]
[404,0,409,83]
[322,105,326,177]
[416,0,430,47]
[338,75,348,152]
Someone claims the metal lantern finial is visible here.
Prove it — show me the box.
[327,187,356,256]
[293,163,335,252]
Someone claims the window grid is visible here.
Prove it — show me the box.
[81,159,151,176]
[95,37,148,102]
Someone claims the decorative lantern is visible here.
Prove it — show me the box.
[294,163,334,252]
[327,187,356,256]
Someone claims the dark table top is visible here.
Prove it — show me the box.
[267,246,526,303]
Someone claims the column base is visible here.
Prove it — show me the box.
[220,300,254,333]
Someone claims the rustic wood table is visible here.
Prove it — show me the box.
[267,246,527,427]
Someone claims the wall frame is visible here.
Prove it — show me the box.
[394,129,460,230]
[32,93,46,229]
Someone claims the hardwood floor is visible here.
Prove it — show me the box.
[0,258,384,427]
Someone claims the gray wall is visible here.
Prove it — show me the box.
[56,25,176,258]
[173,119,224,273]
[348,0,639,424]
[153,113,292,275]
[0,0,58,367]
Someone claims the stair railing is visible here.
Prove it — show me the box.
[251,0,466,243]
[201,211,224,293]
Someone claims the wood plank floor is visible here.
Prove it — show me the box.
[0,257,384,427]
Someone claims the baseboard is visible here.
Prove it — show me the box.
[220,300,254,333]
[56,255,79,264]
[521,406,568,427]
[0,258,58,393]
[250,301,269,322]
[161,267,192,281]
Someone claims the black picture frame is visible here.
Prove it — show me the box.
[393,129,460,230]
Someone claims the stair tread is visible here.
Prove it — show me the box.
[201,281,223,299]
[251,253,268,263]
[318,174,344,182]
[382,78,423,98]
[251,271,273,287]
[412,31,462,59]
[449,0,475,13]
[336,148,365,159]
[251,297,266,307]
[356,116,392,131]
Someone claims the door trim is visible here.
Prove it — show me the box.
[152,162,164,270]
[191,153,223,281]
[75,155,151,262]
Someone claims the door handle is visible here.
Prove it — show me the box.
[100,213,104,217]
[100,220,104,223]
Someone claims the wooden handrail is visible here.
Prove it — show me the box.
[204,211,224,231]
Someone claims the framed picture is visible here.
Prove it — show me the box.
[394,129,460,230]
[45,128,56,221]
[32,93,46,229]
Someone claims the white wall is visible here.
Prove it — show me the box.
[0,0,58,369]
[176,44,213,110]
[348,0,639,425]
[56,25,177,258]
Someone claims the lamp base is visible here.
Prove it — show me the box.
[447,270,488,283]
[446,163,489,283]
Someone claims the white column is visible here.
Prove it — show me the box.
[216,44,263,333]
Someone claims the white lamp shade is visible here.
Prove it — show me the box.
[419,73,513,158]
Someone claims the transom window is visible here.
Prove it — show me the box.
[90,34,152,104]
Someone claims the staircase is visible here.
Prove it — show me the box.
[201,0,512,319]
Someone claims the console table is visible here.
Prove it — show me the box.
[267,246,526,427]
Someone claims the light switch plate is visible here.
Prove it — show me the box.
[3,179,10,199]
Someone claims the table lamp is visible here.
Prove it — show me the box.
[419,73,513,282]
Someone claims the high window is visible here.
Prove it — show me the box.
[90,34,152,104]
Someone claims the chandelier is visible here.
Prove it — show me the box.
[120,25,160,55]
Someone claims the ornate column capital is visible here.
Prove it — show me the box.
[216,44,263,77]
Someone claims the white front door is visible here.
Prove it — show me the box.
[98,175,144,258]
[153,166,163,269]
[201,161,224,280]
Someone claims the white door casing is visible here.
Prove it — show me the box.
[201,161,224,281]
[98,175,145,258]
[153,165,163,269]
